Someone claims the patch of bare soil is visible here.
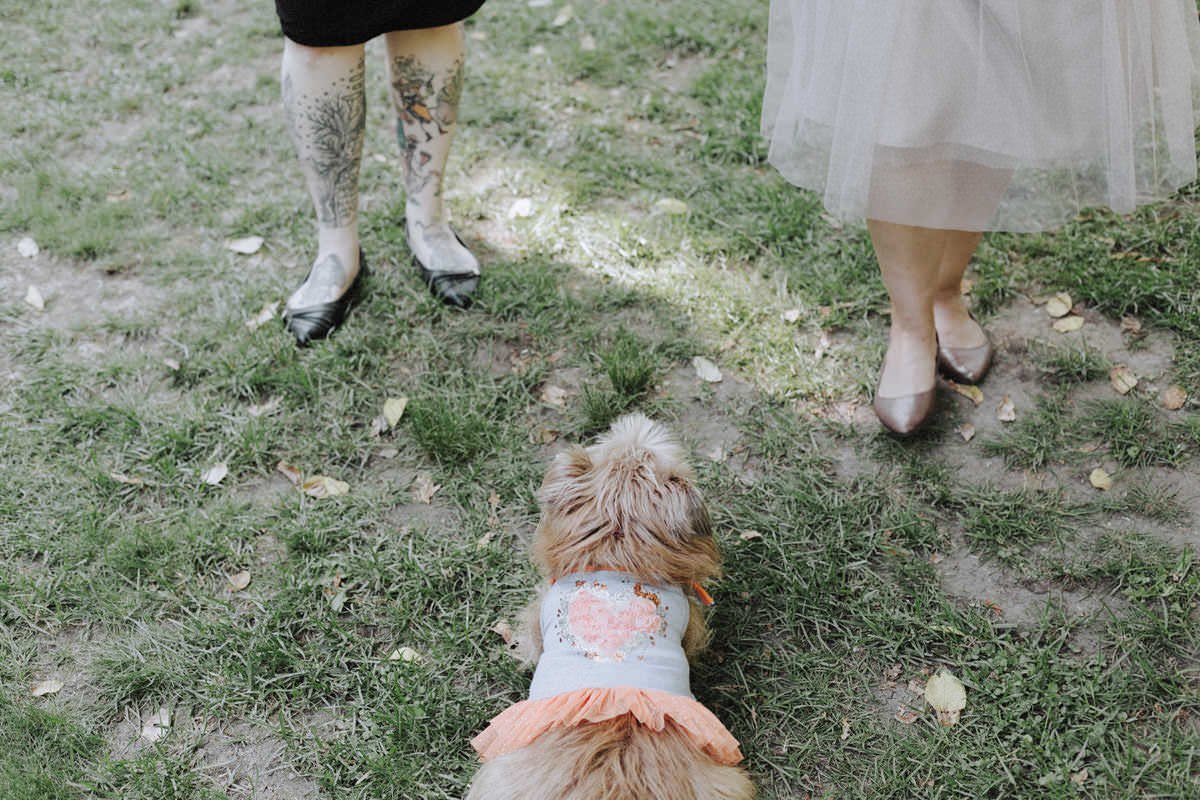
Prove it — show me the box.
[198,720,320,800]
[658,364,762,485]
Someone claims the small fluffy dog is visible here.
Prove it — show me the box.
[467,414,754,800]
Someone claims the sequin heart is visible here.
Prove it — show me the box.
[566,587,664,661]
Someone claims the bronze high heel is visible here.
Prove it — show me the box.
[873,388,936,435]
[937,336,994,385]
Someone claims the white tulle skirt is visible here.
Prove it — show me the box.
[762,1,1200,231]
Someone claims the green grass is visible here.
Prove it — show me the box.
[1,0,1198,798]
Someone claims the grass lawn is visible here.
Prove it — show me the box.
[1,0,1198,798]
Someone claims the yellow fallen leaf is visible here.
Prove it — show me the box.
[540,384,569,408]
[201,462,228,486]
[17,236,39,257]
[31,679,63,697]
[739,530,763,541]
[956,423,976,442]
[1053,315,1084,333]
[946,381,984,406]
[653,198,689,216]
[491,621,515,645]
[1044,292,1073,318]
[383,397,408,428]
[302,475,349,498]
[1120,316,1143,336]
[412,473,440,504]
[244,301,279,331]
[840,717,851,740]
[109,472,145,486]
[23,285,45,311]
[1109,365,1138,395]
[924,669,967,727]
[1163,385,1187,410]
[1070,768,1089,785]
[1089,467,1113,491]
[227,570,251,591]
[276,461,302,485]
[996,395,1016,422]
[692,356,723,383]
[389,646,424,663]
[226,235,264,255]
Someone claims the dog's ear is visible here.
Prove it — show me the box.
[537,445,593,505]
[668,474,722,581]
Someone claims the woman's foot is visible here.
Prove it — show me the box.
[873,328,938,435]
[283,249,364,345]
[933,293,993,384]
[407,216,479,308]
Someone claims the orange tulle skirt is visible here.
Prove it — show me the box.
[471,687,743,765]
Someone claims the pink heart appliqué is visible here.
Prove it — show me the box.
[566,587,663,660]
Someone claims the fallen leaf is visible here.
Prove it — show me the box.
[23,285,45,310]
[996,395,1016,422]
[1089,467,1113,491]
[552,5,573,26]
[814,330,832,360]
[739,530,763,541]
[412,473,440,504]
[370,415,389,437]
[302,475,350,498]
[653,198,689,216]
[840,717,851,740]
[247,397,281,417]
[946,381,984,406]
[781,308,802,324]
[377,446,399,459]
[476,530,496,549]
[329,588,348,612]
[106,188,130,203]
[580,33,596,51]
[692,356,722,383]
[924,670,967,727]
[227,570,251,591]
[894,706,919,725]
[31,679,63,697]
[276,461,302,485]
[141,708,171,742]
[907,677,926,695]
[201,462,228,486]
[109,472,145,486]
[928,552,945,564]
[491,621,515,645]
[244,301,279,331]
[1070,768,1089,786]
[17,236,40,257]
[508,198,534,218]
[1044,292,1073,318]
[956,423,976,442]
[226,235,264,255]
[389,646,424,663]
[540,384,569,407]
[1053,315,1085,333]
[1120,316,1144,336]
[530,426,558,445]
[383,397,408,428]
[163,358,181,371]
[1163,385,1187,410]
[1077,441,1103,454]
[1109,365,1138,395]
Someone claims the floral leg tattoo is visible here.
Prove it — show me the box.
[387,38,478,276]
[282,46,365,308]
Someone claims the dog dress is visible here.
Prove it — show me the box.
[471,570,742,765]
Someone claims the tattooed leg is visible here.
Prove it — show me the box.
[281,39,366,309]
[385,24,479,275]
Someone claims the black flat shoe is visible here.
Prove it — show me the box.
[283,252,367,346]
[412,230,479,309]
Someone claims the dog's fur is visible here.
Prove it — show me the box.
[467,415,754,800]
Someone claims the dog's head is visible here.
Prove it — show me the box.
[533,414,720,586]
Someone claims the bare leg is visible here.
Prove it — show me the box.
[281,40,365,309]
[932,231,988,348]
[867,220,946,399]
[385,24,479,275]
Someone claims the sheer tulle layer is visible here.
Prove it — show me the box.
[471,687,743,765]
[762,0,1200,231]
